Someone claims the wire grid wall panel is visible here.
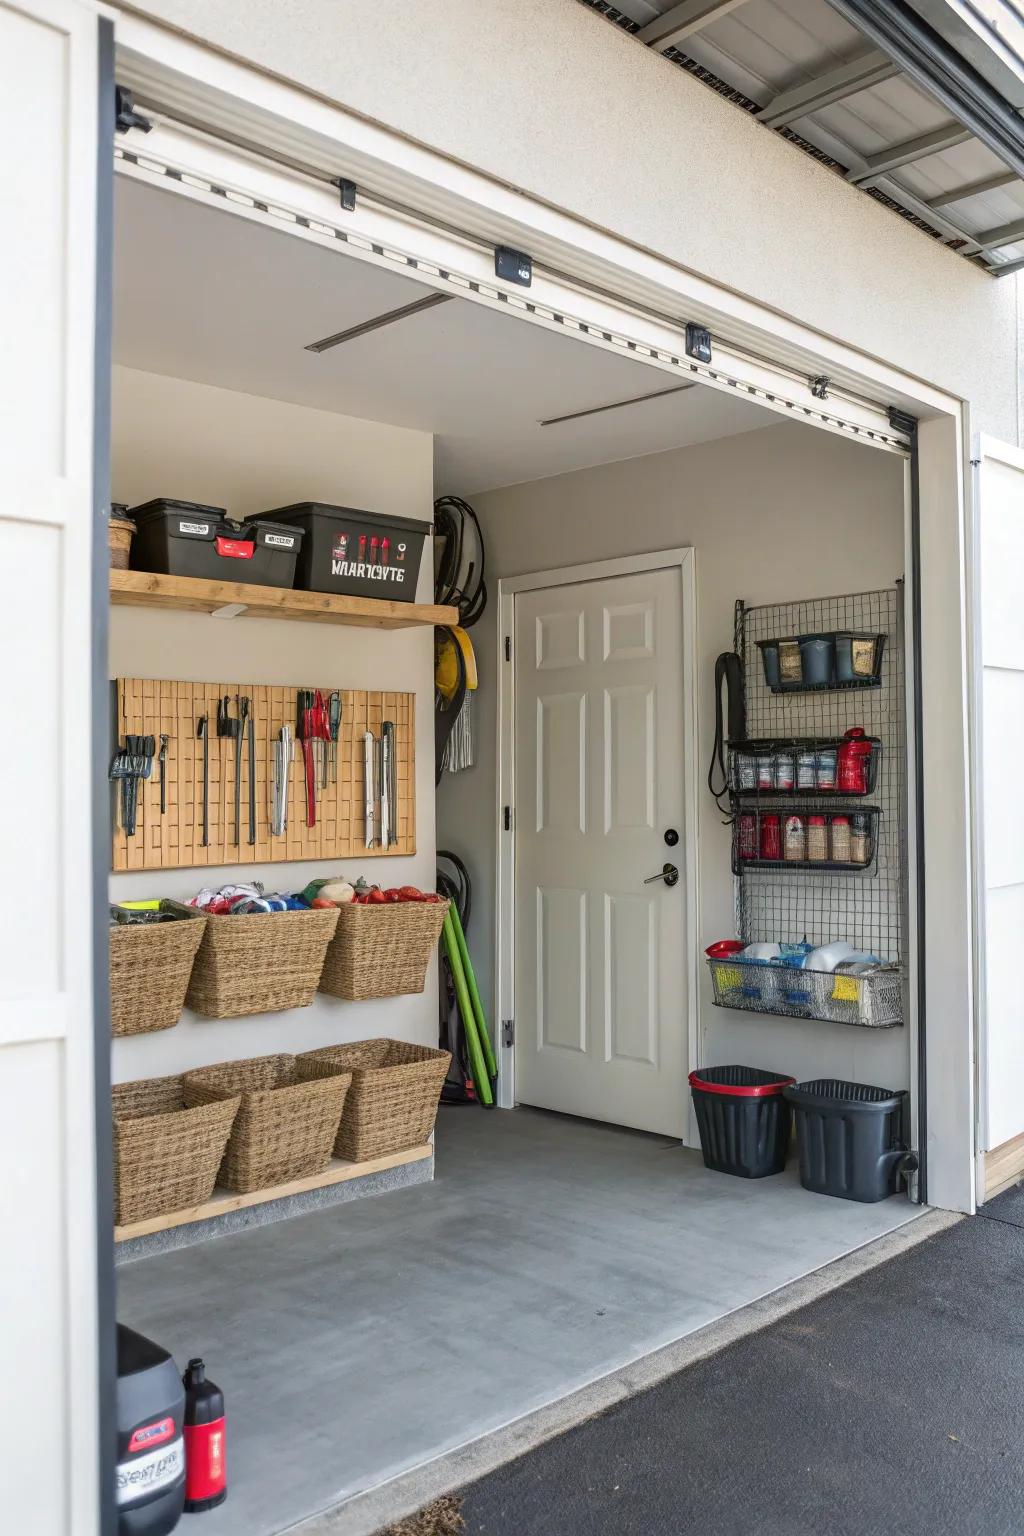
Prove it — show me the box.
[736,588,906,961]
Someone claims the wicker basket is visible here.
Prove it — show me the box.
[108,514,135,569]
[109,905,207,1037]
[297,1039,451,1161]
[185,906,340,1019]
[319,900,449,1001]
[183,1053,351,1192]
[112,1075,240,1226]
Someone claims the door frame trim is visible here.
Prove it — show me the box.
[495,548,700,1138]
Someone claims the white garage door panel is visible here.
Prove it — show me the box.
[0,522,62,992]
[0,7,67,473]
[0,1042,67,1531]
[977,439,1024,1153]
[0,2,101,1532]
[983,884,1024,1150]
[980,459,1024,670]
[982,669,1024,891]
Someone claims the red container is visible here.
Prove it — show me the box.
[738,814,758,860]
[182,1358,226,1513]
[838,728,873,794]
[705,939,744,959]
[759,813,781,861]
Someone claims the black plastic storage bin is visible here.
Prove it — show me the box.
[784,1079,909,1203]
[689,1065,795,1179]
[257,502,431,603]
[129,499,303,588]
[116,1324,186,1535]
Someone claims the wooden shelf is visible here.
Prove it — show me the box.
[114,1143,433,1242]
[110,569,458,630]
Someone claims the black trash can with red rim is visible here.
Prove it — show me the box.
[689,1066,795,1179]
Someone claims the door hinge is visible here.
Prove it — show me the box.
[115,85,152,135]
[502,1019,515,1048]
[504,635,511,662]
[503,805,511,831]
[333,177,357,211]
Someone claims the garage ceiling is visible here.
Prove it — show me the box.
[583,0,1024,271]
[113,176,772,494]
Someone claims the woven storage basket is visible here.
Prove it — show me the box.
[109,904,207,1037]
[112,1074,240,1226]
[185,906,339,1019]
[183,1053,351,1192]
[297,1039,451,1161]
[318,899,449,1001]
[108,515,135,569]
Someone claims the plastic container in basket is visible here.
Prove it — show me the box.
[109,903,207,1037]
[183,1054,351,1192]
[297,1039,451,1161]
[185,906,339,1019]
[112,1075,240,1226]
[784,1079,909,1202]
[318,899,449,1001]
[707,954,903,1028]
[689,1066,795,1178]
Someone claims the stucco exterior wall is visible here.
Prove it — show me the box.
[116,0,1020,439]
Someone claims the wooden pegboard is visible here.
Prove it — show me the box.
[112,678,416,873]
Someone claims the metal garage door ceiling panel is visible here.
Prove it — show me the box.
[583,0,1024,270]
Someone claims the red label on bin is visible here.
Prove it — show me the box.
[215,537,254,560]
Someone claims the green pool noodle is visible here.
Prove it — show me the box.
[448,902,497,1080]
[443,909,493,1106]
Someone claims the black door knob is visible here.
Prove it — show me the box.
[664,828,679,847]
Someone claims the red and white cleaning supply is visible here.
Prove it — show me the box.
[182,1358,227,1513]
[837,727,873,794]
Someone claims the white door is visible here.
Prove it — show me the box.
[975,438,1024,1156]
[0,2,104,1532]
[513,566,688,1136]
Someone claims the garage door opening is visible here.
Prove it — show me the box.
[108,166,923,1534]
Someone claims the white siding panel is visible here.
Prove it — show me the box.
[0,1042,67,1530]
[0,521,62,993]
[977,441,1024,1156]
[980,457,1024,670]
[982,669,1024,892]
[0,7,66,474]
[0,3,100,1532]
[983,883,1024,1151]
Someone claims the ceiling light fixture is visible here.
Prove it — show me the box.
[305,291,452,353]
[539,382,698,427]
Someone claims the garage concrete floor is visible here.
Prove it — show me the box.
[116,1105,921,1536]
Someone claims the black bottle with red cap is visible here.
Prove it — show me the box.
[181,1358,227,1513]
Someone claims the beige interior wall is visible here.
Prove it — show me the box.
[109,365,437,1084]
[437,418,911,1093]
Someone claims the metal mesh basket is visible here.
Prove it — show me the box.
[707,956,902,1029]
[731,803,881,875]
